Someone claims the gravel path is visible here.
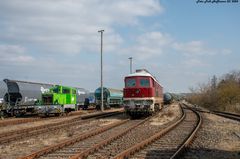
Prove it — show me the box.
[183,112,240,159]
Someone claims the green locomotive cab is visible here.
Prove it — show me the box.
[42,86,76,105]
[37,85,77,115]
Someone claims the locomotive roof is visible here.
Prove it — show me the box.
[125,69,160,84]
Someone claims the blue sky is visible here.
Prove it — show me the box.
[0,0,239,93]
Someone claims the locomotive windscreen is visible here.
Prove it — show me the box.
[125,78,136,87]
[139,78,150,87]
[125,77,150,88]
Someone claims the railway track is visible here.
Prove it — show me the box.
[0,117,42,127]
[0,110,123,144]
[184,102,240,121]
[109,105,202,159]
[108,106,202,159]
[0,109,96,127]
[18,104,183,159]
[211,110,240,121]
[18,116,150,159]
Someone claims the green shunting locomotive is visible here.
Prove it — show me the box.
[36,85,77,116]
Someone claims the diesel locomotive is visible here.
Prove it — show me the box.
[123,69,163,116]
[35,85,78,115]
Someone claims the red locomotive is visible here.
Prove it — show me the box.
[123,69,163,116]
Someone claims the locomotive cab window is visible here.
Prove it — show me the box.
[72,89,76,94]
[53,87,59,93]
[126,78,136,87]
[63,88,70,94]
[140,78,150,87]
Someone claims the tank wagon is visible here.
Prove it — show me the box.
[3,79,53,115]
[94,87,123,110]
[164,93,173,104]
[123,69,163,116]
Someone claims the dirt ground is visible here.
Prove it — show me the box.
[150,103,181,126]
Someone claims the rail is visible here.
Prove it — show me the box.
[113,104,201,159]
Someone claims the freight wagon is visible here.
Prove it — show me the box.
[76,88,90,107]
[94,87,123,110]
[0,81,8,116]
[0,81,7,105]
[3,79,53,116]
[163,93,173,104]
[2,79,91,116]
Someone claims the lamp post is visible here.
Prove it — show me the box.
[98,30,104,112]
[128,57,133,74]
